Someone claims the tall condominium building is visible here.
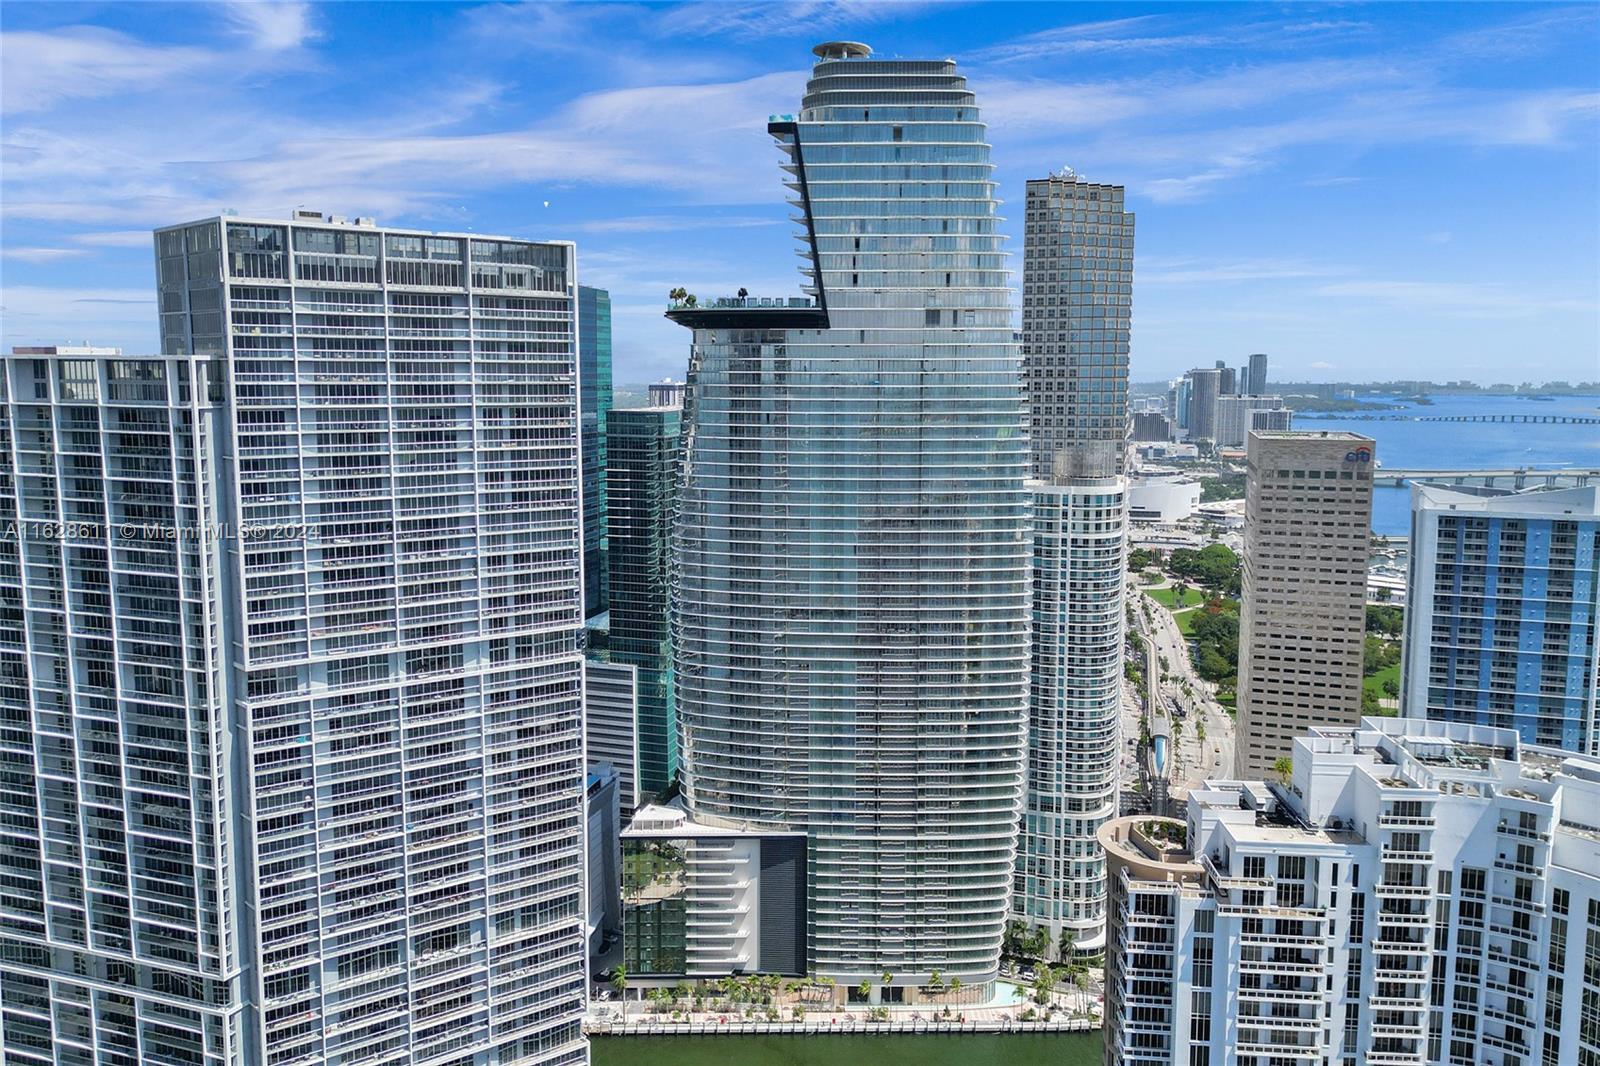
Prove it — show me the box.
[1015,482,1126,951]
[1,349,250,1066]
[1169,376,1191,433]
[1403,483,1600,753]
[1,217,591,1066]
[1246,352,1268,396]
[605,399,683,803]
[1216,362,1236,400]
[1184,367,1222,442]
[1235,431,1374,778]
[1021,173,1133,479]
[1213,394,1291,449]
[668,41,1030,989]
[1015,173,1132,951]
[578,285,612,617]
[1102,716,1600,1066]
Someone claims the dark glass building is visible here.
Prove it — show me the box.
[606,400,682,799]
[580,284,613,616]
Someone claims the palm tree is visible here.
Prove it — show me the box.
[1273,755,1293,784]
[857,979,871,1002]
[611,966,628,1022]
[668,287,687,304]
[1056,926,1076,966]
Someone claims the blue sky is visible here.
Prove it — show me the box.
[2,1,1597,385]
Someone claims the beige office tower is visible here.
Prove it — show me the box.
[1234,431,1374,778]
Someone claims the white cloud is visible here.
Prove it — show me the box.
[654,1,933,41]
[0,287,158,352]
[974,17,1226,63]
[571,215,785,234]
[0,27,213,115]
[1137,256,1346,285]
[2,247,90,262]
[220,2,319,52]
[69,231,154,248]
[1316,280,1597,318]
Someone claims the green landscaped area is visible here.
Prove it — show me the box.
[1146,585,1206,610]
[1363,662,1400,701]
[593,1033,1103,1066]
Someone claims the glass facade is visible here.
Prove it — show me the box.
[1021,176,1133,480]
[579,285,612,617]
[621,839,688,976]
[672,46,1029,986]
[1404,484,1600,753]
[605,404,681,801]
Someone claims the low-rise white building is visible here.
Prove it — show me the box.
[1102,716,1600,1066]
[1128,473,1201,523]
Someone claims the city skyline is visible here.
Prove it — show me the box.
[3,3,1598,383]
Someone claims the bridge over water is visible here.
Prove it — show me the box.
[1306,412,1600,425]
[1374,468,1600,489]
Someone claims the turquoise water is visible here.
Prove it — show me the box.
[1293,393,1600,534]
[591,1033,1103,1066]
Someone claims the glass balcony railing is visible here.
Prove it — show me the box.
[666,295,814,311]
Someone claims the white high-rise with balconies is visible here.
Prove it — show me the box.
[1014,173,1133,952]
[0,212,591,1066]
[1101,715,1600,1066]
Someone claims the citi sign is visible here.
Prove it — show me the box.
[1345,448,1373,463]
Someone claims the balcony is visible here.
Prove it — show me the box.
[664,294,827,330]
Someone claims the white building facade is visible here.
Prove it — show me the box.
[1014,172,1133,951]
[1014,480,1125,951]
[0,217,592,1066]
[1102,716,1600,1066]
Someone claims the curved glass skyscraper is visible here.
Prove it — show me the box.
[670,42,1029,988]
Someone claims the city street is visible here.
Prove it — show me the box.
[1129,578,1236,792]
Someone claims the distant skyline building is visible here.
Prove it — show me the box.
[1235,430,1375,778]
[1214,393,1292,449]
[1247,351,1269,396]
[1248,406,1293,436]
[646,379,686,407]
[605,398,684,803]
[1016,172,1132,951]
[669,41,1030,988]
[1103,716,1600,1066]
[144,215,587,1065]
[1130,411,1170,442]
[579,284,612,616]
[1403,483,1600,753]
[1185,367,1222,441]
[1171,376,1191,432]
[1216,361,1237,399]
